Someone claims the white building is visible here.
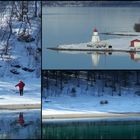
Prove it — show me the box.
[91,28,100,43]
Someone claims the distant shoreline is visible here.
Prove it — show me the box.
[42,1,140,7]
[43,112,140,120]
[0,104,41,110]
[48,47,140,53]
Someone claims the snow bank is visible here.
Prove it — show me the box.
[43,94,140,116]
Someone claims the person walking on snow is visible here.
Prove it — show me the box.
[15,80,25,96]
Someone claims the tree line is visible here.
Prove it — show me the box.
[42,70,140,97]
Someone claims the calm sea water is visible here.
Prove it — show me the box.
[43,117,140,139]
[0,110,41,139]
[42,6,140,69]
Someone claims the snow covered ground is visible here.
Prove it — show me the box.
[0,78,40,106]
[42,72,140,117]
[0,4,41,108]
[0,17,41,79]
[43,94,140,116]
[58,32,140,51]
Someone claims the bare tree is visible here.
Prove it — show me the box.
[4,2,15,55]
[34,1,38,17]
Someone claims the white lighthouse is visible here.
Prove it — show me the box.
[91,28,100,43]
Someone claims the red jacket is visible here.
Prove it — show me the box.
[15,81,25,90]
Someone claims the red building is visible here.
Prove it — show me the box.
[130,39,140,47]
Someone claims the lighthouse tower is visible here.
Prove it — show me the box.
[91,28,100,43]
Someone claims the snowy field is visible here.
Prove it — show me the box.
[0,78,40,106]
[43,94,140,116]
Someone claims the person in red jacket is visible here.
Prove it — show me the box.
[15,80,25,96]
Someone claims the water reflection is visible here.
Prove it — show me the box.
[91,52,100,67]
[130,52,140,62]
[43,118,140,139]
[17,112,34,127]
[92,52,140,67]
[18,112,25,126]
[0,110,41,139]
[56,50,140,68]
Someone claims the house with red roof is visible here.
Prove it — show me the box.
[130,39,140,49]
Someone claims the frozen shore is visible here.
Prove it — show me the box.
[42,94,140,119]
[43,112,140,120]
[0,104,40,110]
[50,32,140,52]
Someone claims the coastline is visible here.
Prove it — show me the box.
[43,112,140,120]
[0,104,41,110]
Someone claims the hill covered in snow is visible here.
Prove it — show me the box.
[0,1,41,79]
[0,1,41,108]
